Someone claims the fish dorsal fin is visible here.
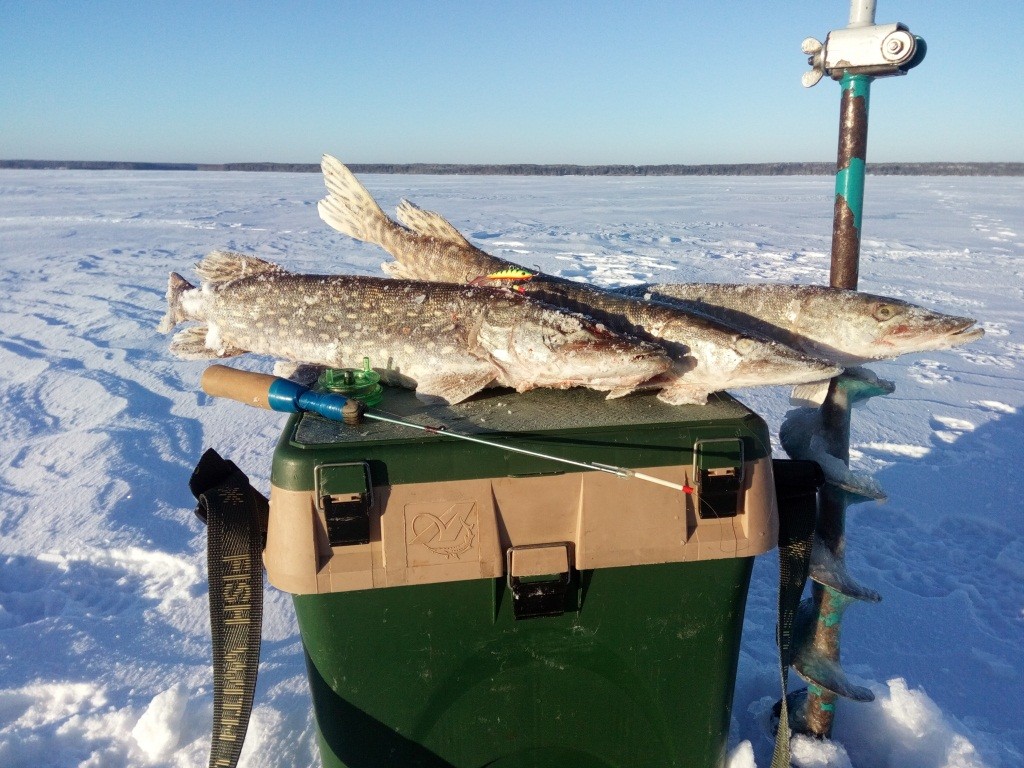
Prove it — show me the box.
[396,198,473,248]
[195,250,284,283]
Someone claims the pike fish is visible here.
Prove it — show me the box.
[158,251,671,404]
[615,282,984,367]
[317,154,842,404]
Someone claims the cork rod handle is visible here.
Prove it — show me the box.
[200,365,277,410]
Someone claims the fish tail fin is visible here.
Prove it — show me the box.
[195,250,282,283]
[157,272,195,333]
[318,154,397,248]
[169,325,247,360]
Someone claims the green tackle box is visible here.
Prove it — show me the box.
[267,386,778,768]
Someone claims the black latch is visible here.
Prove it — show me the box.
[314,462,373,547]
[694,438,745,519]
[506,544,574,620]
[322,495,371,546]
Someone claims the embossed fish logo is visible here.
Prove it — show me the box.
[410,502,477,560]
[158,251,670,404]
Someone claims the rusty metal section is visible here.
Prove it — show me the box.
[837,86,870,168]
[830,198,861,289]
[830,83,870,291]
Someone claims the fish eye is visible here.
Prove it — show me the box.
[872,303,896,321]
[735,337,756,354]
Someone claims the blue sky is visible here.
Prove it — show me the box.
[2,1,1020,164]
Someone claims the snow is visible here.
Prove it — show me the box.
[1,169,1021,767]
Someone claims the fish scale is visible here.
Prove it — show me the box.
[159,250,671,405]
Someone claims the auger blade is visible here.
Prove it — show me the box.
[791,598,875,702]
[808,535,883,602]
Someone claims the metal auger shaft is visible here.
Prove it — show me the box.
[793,0,926,740]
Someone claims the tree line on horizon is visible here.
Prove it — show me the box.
[2,159,1022,176]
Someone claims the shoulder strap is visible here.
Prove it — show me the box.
[190,448,268,768]
[769,459,822,768]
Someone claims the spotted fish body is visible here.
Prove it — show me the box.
[615,282,984,367]
[317,155,841,404]
[158,251,671,404]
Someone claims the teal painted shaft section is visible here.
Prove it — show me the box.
[835,157,866,232]
[833,74,871,234]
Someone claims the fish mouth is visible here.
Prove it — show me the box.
[946,319,984,343]
[890,315,985,350]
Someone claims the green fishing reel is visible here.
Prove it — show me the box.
[317,358,384,407]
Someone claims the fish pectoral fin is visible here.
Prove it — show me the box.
[169,326,246,360]
[414,369,496,404]
[790,379,832,407]
[790,368,897,407]
[605,385,640,400]
[395,198,473,248]
[656,379,711,406]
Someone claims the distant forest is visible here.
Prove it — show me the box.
[2,160,1022,176]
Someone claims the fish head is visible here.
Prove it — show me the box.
[479,301,671,394]
[858,294,984,357]
[801,290,985,363]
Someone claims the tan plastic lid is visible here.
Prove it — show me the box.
[265,454,777,595]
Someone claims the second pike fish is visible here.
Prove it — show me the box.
[616,282,983,367]
[317,155,841,404]
[158,251,670,404]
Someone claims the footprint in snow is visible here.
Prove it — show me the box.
[931,414,976,445]
[958,351,1015,369]
[5,549,201,623]
[971,400,1017,415]
[995,340,1024,360]
[980,321,1010,337]
[907,359,952,385]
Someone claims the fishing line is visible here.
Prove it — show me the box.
[201,364,689,493]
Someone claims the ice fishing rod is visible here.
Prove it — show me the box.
[201,365,688,493]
